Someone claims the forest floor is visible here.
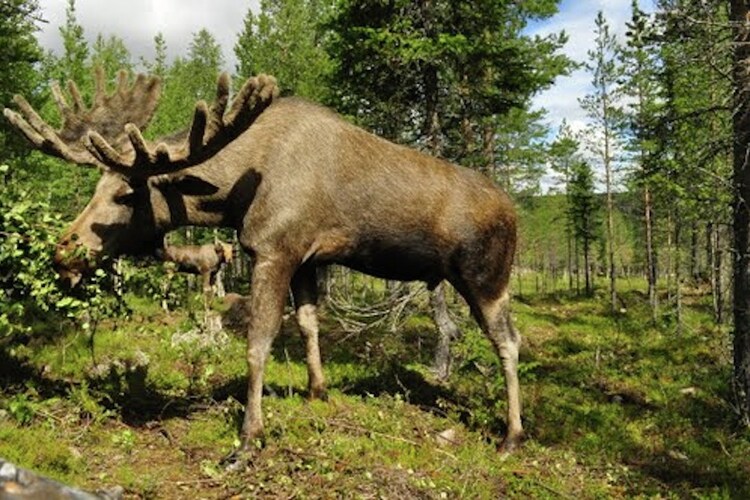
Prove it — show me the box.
[1,280,749,499]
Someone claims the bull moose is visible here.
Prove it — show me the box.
[3,68,523,461]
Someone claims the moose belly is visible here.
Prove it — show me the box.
[336,235,445,284]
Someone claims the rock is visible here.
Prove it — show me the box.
[0,457,122,500]
[435,428,461,447]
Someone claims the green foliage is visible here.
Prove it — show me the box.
[579,11,626,160]
[235,0,333,101]
[326,0,570,200]
[0,0,43,161]
[7,393,37,425]
[569,161,602,294]
[141,32,168,78]
[148,29,224,139]
[0,164,66,338]
[569,162,602,250]
[57,0,89,84]
[91,33,132,76]
[0,160,129,341]
[491,107,550,199]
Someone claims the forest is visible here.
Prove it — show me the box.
[1,0,750,497]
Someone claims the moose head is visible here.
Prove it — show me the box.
[4,67,277,286]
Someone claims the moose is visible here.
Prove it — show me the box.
[157,240,234,299]
[4,68,523,461]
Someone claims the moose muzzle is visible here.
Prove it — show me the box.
[54,237,96,288]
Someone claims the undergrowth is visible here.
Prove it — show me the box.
[0,284,748,498]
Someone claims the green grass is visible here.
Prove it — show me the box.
[1,280,749,498]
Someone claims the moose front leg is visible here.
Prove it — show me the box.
[291,264,327,400]
[231,256,294,463]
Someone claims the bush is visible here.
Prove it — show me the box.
[0,164,67,338]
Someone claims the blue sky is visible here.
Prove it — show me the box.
[527,0,654,135]
[33,0,649,137]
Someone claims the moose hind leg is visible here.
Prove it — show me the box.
[291,265,327,400]
[479,290,524,451]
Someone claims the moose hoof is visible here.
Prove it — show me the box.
[308,386,328,402]
[221,441,263,472]
[498,432,524,455]
[221,449,252,473]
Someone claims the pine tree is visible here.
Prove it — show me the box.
[140,33,168,78]
[568,161,601,296]
[149,29,224,138]
[549,120,581,291]
[580,11,624,314]
[0,0,43,161]
[621,1,661,321]
[234,0,332,101]
[730,0,750,427]
[91,34,132,77]
[491,107,549,201]
[58,0,89,84]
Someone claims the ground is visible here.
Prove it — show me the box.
[1,278,749,498]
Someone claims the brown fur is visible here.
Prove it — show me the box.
[158,242,233,296]
[4,70,524,459]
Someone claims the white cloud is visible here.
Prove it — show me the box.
[528,0,652,134]
[34,0,259,71]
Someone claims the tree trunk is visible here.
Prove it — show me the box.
[731,0,750,426]
[515,252,523,299]
[574,239,581,295]
[418,1,462,378]
[431,282,461,380]
[674,212,683,335]
[567,219,574,291]
[666,212,673,303]
[690,221,699,284]
[482,122,495,178]
[583,234,592,296]
[604,141,617,312]
[645,184,658,321]
[709,222,723,325]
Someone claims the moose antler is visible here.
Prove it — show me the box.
[3,67,161,167]
[4,68,280,178]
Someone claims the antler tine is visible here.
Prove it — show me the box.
[4,95,95,165]
[125,123,154,166]
[205,73,230,139]
[212,73,230,120]
[116,70,129,95]
[223,74,279,129]
[188,101,210,154]
[50,82,72,120]
[66,80,85,113]
[86,131,129,168]
[3,107,45,148]
[93,66,107,106]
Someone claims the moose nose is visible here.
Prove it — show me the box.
[54,237,86,287]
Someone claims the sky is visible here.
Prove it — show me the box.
[31,0,650,136]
